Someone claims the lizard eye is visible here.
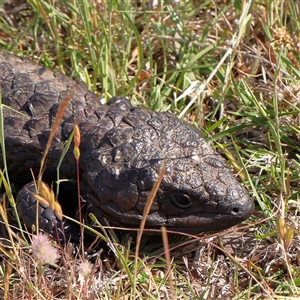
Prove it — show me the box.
[169,194,192,209]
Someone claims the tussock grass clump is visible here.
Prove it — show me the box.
[1,0,300,298]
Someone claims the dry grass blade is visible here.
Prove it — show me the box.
[0,170,26,242]
[161,226,174,299]
[37,92,73,190]
[133,165,166,297]
[72,123,85,254]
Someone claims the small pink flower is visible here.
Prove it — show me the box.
[77,260,93,283]
[30,233,60,266]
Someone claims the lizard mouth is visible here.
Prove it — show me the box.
[114,194,254,234]
[155,194,254,233]
[172,194,253,231]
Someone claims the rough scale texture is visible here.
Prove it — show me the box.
[0,51,254,238]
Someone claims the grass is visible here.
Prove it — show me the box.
[1,0,300,298]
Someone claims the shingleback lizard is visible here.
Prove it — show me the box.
[0,50,254,239]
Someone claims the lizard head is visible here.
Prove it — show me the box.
[85,98,254,234]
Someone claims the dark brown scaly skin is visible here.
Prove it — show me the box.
[0,50,254,239]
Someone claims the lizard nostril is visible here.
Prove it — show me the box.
[232,206,239,214]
